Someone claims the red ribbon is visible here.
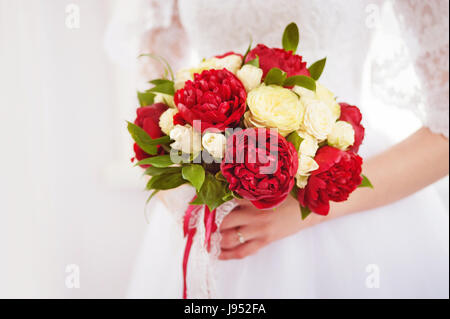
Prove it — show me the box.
[182,197,217,299]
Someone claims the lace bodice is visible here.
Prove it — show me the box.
[105,0,448,137]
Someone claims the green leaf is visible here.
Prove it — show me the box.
[301,205,312,220]
[137,91,156,107]
[146,190,160,204]
[146,135,171,146]
[283,75,316,91]
[222,192,234,202]
[308,57,327,81]
[282,22,300,53]
[215,171,228,182]
[232,191,243,200]
[242,38,253,66]
[146,172,186,190]
[149,79,174,86]
[127,121,157,155]
[196,173,229,211]
[290,185,299,200]
[136,155,174,168]
[245,56,259,68]
[359,174,374,188]
[182,164,205,192]
[190,196,205,205]
[144,166,181,176]
[148,82,175,96]
[286,131,303,152]
[264,68,287,86]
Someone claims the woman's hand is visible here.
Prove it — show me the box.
[218,196,324,260]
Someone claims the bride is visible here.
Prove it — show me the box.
[112,0,449,298]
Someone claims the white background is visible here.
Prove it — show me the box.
[0,0,447,298]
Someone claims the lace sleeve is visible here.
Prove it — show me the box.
[104,0,190,78]
[393,0,449,138]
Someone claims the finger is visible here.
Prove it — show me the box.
[220,225,261,250]
[219,240,263,260]
[220,209,257,230]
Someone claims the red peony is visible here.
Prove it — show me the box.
[221,128,298,209]
[298,146,363,216]
[132,103,168,168]
[245,44,310,79]
[174,69,247,132]
[339,103,365,153]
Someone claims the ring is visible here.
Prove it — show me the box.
[236,230,246,244]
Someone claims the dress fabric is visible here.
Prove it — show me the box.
[124,0,449,298]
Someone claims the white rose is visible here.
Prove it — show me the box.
[237,64,263,92]
[302,98,335,141]
[159,108,178,135]
[292,86,316,99]
[154,93,176,108]
[293,83,341,121]
[174,68,194,91]
[297,154,319,176]
[316,82,341,121]
[246,84,305,136]
[297,131,319,157]
[174,55,243,91]
[296,175,310,189]
[200,54,243,74]
[202,133,226,158]
[327,121,355,150]
[170,125,202,154]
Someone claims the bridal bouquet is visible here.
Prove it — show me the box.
[128,23,372,297]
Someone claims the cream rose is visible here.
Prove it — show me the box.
[170,125,202,154]
[202,133,226,158]
[246,84,304,136]
[174,55,243,91]
[236,64,263,92]
[154,93,176,108]
[159,108,178,135]
[200,54,243,74]
[328,121,355,150]
[293,82,341,121]
[296,175,310,189]
[302,98,335,141]
[297,154,319,176]
[297,130,319,157]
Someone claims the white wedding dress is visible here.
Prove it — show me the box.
[114,0,449,298]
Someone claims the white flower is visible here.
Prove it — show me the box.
[202,133,226,158]
[237,64,263,92]
[174,54,243,91]
[246,84,305,136]
[159,108,178,135]
[200,54,243,74]
[328,121,355,150]
[302,97,335,141]
[154,93,176,108]
[170,125,202,154]
[293,82,341,121]
[292,86,316,99]
[296,175,310,189]
[297,130,319,157]
[297,154,319,176]
[174,68,194,91]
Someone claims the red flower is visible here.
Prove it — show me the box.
[132,103,168,168]
[339,103,365,153]
[245,44,310,79]
[221,128,298,209]
[174,69,247,132]
[298,146,363,215]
